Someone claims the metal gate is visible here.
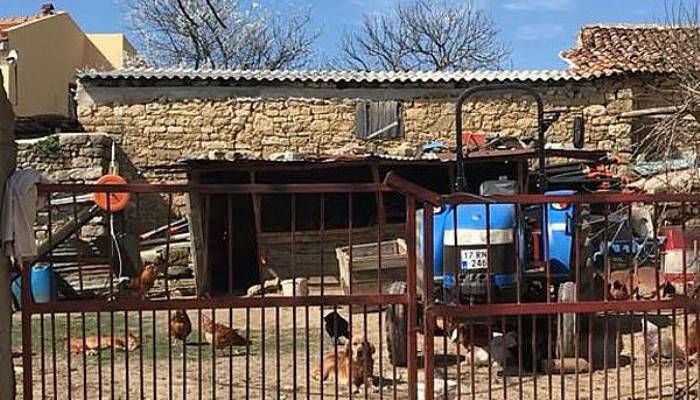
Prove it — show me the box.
[413,188,700,400]
[17,181,418,399]
[15,180,700,399]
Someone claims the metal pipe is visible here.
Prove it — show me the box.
[454,83,546,193]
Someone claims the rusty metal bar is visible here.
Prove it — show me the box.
[29,294,408,314]
[429,298,693,317]
[405,197,418,400]
[423,204,435,400]
[291,194,298,400]
[383,172,442,206]
[38,183,392,194]
[124,310,129,400]
[21,262,32,400]
[444,192,700,205]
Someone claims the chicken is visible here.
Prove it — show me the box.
[202,315,249,349]
[170,310,192,343]
[131,263,158,296]
[324,311,350,344]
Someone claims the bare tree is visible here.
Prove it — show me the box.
[628,1,700,191]
[633,3,700,159]
[122,0,319,70]
[337,0,509,71]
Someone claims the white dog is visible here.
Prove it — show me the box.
[643,319,686,365]
[453,330,516,368]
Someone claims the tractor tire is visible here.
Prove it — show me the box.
[385,281,408,367]
[557,281,577,358]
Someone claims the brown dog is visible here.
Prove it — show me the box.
[69,333,140,355]
[313,336,375,392]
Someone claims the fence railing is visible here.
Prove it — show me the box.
[14,181,700,400]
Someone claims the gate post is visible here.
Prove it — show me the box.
[0,72,17,399]
[405,197,417,399]
[422,204,435,400]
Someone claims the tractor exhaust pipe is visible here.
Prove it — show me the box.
[455,83,547,193]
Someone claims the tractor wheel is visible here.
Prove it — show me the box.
[385,281,408,367]
[557,281,577,358]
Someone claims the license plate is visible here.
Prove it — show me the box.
[461,249,488,270]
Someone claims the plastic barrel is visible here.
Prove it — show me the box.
[10,264,57,309]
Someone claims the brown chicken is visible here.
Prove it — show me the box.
[131,263,158,297]
[170,310,192,343]
[202,315,249,349]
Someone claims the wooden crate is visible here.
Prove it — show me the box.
[336,239,407,295]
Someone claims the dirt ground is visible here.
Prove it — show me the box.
[12,285,700,400]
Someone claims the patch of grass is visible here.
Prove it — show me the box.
[12,313,325,366]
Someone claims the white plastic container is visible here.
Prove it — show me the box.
[281,278,308,297]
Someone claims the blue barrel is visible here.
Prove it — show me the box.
[10,264,57,308]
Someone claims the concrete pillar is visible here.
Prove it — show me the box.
[0,71,17,399]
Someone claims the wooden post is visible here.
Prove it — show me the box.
[370,163,387,229]
[249,171,265,280]
[0,73,17,399]
[186,171,208,296]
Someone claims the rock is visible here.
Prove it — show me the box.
[584,105,606,116]
[246,277,281,296]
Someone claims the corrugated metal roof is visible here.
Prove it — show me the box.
[79,67,620,85]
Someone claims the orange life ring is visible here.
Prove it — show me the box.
[93,174,130,212]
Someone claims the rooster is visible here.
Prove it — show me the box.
[202,315,249,349]
[170,310,192,343]
[131,263,158,297]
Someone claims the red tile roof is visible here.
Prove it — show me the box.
[0,4,55,41]
[0,16,41,40]
[561,24,700,75]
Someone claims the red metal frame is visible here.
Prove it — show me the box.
[21,182,414,400]
[19,181,700,400]
[417,191,700,400]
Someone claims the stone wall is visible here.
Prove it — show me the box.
[16,133,112,182]
[16,133,113,241]
[76,77,640,184]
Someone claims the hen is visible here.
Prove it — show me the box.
[324,311,350,344]
[170,310,192,343]
[131,263,158,297]
[202,315,249,349]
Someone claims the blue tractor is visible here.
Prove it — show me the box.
[385,84,612,369]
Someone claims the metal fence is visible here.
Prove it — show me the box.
[14,180,700,400]
[411,186,700,400]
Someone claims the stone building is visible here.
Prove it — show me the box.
[19,24,697,294]
[76,69,640,184]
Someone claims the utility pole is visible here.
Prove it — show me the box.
[0,73,18,399]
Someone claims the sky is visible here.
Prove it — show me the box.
[0,0,671,70]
